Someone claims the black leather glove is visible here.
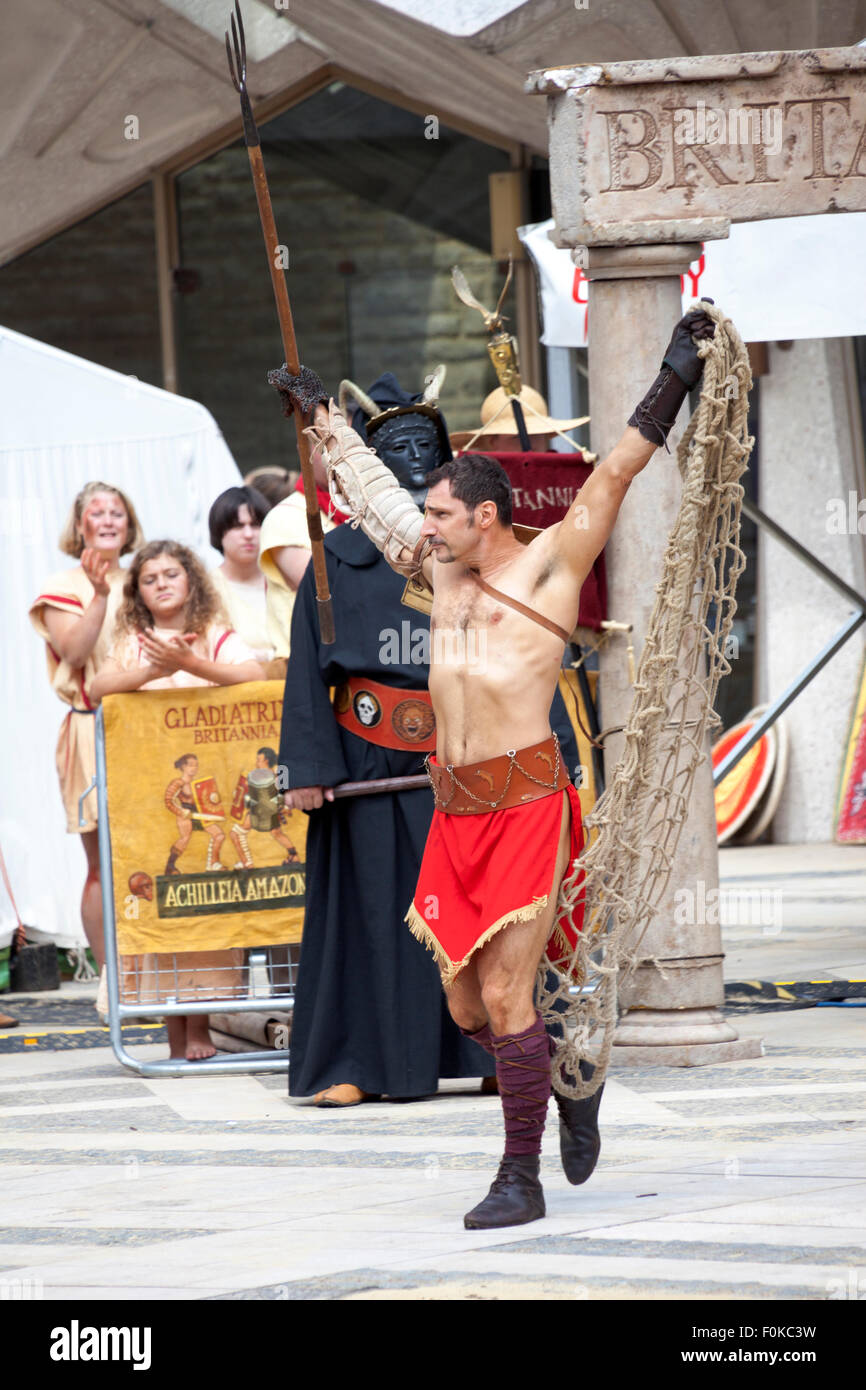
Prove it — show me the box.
[662,303,716,388]
[628,300,716,448]
[267,364,329,420]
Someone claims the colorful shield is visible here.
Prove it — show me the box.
[712,713,777,844]
[837,657,866,843]
[737,707,789,845]
[230,773,248,822]
[192,775,225,819]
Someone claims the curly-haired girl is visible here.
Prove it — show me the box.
[91,541,264,1061]
[92,540,263,699]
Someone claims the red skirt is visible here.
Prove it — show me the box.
[405,783,585,985]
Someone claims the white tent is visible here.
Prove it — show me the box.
[0,325,242,949]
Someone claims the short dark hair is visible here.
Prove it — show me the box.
[257,747,278,767]
[174,754,197,770]
[208,486,269,553]
[424,453,512,527]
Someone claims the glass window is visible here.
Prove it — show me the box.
[0,183,161,386]
[174,82,516,475]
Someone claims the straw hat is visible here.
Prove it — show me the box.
[449,385,589,451]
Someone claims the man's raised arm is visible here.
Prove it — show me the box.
[268,365,432,584]
[553,304,716,584]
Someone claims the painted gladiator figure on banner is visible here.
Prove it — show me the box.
[269,301,715,1229]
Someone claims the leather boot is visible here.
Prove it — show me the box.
[463,1155,545,1230]
[555,1059,604,1186]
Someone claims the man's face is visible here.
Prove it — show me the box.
[373,416,442,504]
[420,480,482,564]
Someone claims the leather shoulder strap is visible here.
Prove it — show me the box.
[467,569,570,645]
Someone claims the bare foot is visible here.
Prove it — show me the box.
[166,1016,187,1059]
[313,1084,375,1107]
[184,1015,216,1062]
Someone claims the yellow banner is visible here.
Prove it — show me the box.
[104,682,305,954]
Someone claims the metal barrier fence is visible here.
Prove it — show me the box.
[93,702,295,1077]
[90,669,600,1078]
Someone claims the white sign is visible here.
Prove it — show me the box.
[519,213,866,346]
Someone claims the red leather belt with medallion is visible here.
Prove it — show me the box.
[333,675,437,752]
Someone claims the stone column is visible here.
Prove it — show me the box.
[585,243,762,1064]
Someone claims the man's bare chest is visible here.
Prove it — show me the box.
[431,573,507,635]
[431,555,568,644]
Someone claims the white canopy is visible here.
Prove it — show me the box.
[0,325,241,949]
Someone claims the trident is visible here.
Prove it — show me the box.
[225,1,335,644]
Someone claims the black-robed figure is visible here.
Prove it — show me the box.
[279,369,580,1102]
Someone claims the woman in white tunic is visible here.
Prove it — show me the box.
[30,482,144,968]
[207,486,275,669]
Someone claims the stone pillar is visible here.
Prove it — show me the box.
[585,243,762,1064]
[757,337,866,842]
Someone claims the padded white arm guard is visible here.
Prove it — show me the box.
[304,400,427,575]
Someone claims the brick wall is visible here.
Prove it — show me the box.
[175,147,514,476]
[0,183,162,388]
[0,147,517,479]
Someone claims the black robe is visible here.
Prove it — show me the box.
[279,524,580,1098]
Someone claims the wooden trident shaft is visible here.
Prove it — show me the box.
[226,1,335,644]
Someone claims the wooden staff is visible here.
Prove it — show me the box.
[225,2,335,644]
[332,775,430,799]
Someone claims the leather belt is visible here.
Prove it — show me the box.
[334,674,436,752]
[426,733,567,815]
[466,569,571,645]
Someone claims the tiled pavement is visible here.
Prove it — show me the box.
[0,1008,863,1301]
[0,842,863,1301]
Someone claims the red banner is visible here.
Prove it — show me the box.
[487,451,607,633]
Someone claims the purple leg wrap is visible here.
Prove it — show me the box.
[460,1023,495,1056]
[490,1013,552,1157]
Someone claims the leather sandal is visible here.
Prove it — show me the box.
[314,1084,380,1108]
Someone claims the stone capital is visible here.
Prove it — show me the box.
[574,241,703,280]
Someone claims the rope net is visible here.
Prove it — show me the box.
[540,303,754,1098]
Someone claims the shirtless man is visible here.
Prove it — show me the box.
[269,302,715,1228]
